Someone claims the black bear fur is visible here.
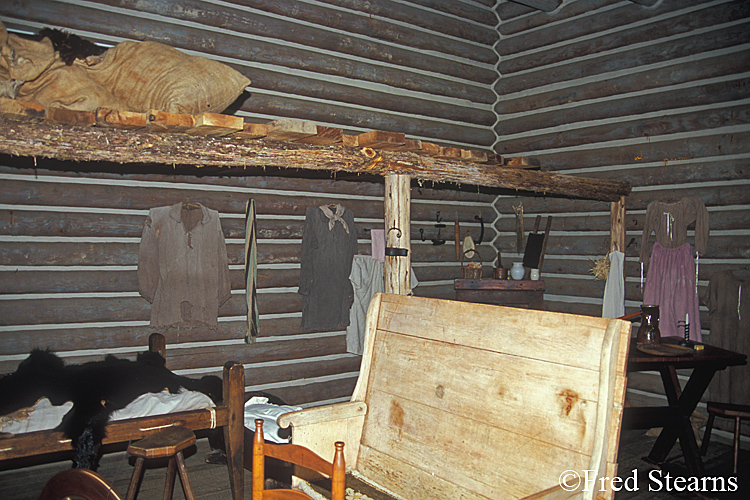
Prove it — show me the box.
[32,28,108,66]
[0,349,221,470]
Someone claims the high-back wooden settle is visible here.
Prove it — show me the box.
[280,293,632,500]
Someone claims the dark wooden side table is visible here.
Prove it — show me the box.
[453,279,545,310]
[622,336,747,476]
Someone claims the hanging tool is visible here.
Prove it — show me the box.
[454,220,461,260]
[474,215,484,244]
[431,211,445,245]
[512,203,524,254]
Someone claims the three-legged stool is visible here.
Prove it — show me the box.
[126,426,197,500]
[701,401,750,475]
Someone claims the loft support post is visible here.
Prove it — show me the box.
[610,196,626,253]
[610,196,627,288]
[384,173,411,295]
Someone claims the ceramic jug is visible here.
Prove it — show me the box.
[510,262,525,280]
[636,305,661,345]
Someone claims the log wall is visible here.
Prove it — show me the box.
[0,0,500,408]
[0,0,499,150]
[493,0,750,413]
[0,159,496,407]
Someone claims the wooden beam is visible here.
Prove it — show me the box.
[146,110,194,132]
[357,130,405,150]
[295,126,343,145]
[510,0,562,12]
[96,108,148,130]
[0,98,45,120]
[235,123,268,139]
[0,119,631,201]
[265,118,317,141]
[186,113,244,136]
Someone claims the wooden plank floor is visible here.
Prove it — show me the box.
[0,429,746,499]
[614,429,748,499]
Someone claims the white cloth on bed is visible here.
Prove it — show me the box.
[0,398,73,435]
[110,388,214,420]
[0,389,214,435]
[243,396,301,444]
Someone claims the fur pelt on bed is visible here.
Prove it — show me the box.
[0,349,221,470]
[34,28,108,66]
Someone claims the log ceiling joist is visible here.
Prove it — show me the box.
[509,1,562,13]
[0,118,630,202]
[508,0,656,12]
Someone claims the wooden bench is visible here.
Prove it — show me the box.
[279,293,631,500]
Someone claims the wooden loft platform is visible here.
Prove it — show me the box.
[0,100,631,202]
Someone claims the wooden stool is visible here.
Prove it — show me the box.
[700,401,750,475]
[126,426,197,500]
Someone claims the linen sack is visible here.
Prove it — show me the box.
[79,40,250,115]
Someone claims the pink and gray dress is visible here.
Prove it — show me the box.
[640,198,709,341]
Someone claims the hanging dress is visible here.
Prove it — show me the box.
[640,198,709,341]
[298,204,357,331]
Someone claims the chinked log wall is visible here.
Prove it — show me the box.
[0,0,499,150]
[0,0,500,407]
[0,160,496,406]
[493,0,750,413]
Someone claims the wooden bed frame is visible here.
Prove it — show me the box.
[0,333,246,500]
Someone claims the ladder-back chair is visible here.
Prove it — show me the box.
[252,418,345,500]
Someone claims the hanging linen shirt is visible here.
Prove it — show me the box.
[639,197,709,267]
[370,229,385,263]
[298,204,357,331]
[602,251,625,319]
[345,256,419,355]
[138,202,231,331]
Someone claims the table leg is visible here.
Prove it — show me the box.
[648,366,716,476]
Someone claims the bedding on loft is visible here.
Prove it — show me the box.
[0,21,250,115]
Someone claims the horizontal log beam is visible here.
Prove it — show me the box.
[0,119,630,201]
[510,0,562,12]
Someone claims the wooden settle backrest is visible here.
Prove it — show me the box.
[347,293,631,500]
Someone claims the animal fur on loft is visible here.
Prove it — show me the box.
[35,28,108,65]
[0,349,222,470]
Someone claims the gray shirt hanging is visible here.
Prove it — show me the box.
[298,204,357,331]
[138,202,231,331]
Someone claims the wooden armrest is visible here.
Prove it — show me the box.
[278,401,367,428]
[277,401,367,473]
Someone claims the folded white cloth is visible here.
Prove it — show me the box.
[244,396,302,443]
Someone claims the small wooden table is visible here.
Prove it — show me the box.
[622,337,747,476]
[454,279,545,310]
